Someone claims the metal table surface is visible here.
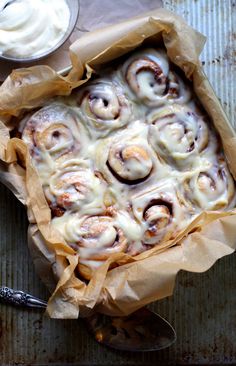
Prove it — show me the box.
[0,0,235,365]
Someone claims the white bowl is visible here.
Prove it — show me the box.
[0,0,80,63]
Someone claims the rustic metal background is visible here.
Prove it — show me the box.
[0,0,236,364]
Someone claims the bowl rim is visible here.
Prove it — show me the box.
[0,0,80,63]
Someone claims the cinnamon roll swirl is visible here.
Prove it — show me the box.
[44,159,106,216]
[132,182,189,245]
[183,158,235,211]
[77,80,133,137]
[107,142,153,184]
[20,103,84,163]
[148,104,212,168]
[123,49,191,107]
[52,213,128,279]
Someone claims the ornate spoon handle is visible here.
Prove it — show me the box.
[0,286,47,309]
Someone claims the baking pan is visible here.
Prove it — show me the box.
[0,0,235,364]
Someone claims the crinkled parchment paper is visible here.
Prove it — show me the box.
[0,9,236,319]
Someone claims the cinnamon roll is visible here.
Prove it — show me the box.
[52,213,128,279]
[123,49,191,107]
[183,158,236,211]
[132,181,189,245]
[107,142,153,184]
[44,159,106,216]
[20,103,84,163]
[77,80,133,137]
[148,104,212,168]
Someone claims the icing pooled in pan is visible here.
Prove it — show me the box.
[19,47,236,280]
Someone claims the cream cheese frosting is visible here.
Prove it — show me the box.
[0,0,70,58]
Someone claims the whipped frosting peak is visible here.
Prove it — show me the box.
[0,0,70,58]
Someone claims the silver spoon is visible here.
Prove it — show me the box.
[0,286,176,351]
[86,306,176,351]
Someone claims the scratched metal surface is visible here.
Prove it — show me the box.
[0,0,236,365]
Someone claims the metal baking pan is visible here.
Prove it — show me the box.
[0,0,235,364]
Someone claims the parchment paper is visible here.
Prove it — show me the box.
[0,9,236,319]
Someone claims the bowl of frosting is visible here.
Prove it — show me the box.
[0,0,79,62]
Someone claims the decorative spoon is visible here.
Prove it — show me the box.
[0,286,176,352]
